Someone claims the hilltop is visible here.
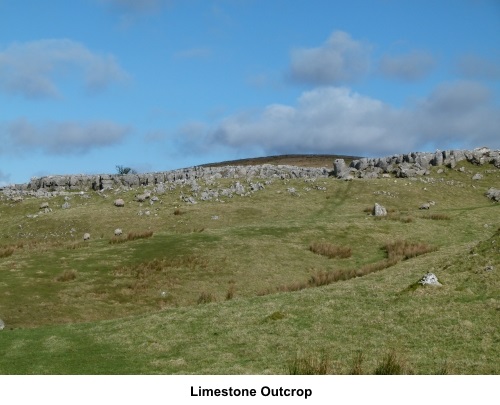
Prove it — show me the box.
[199,153,362,168]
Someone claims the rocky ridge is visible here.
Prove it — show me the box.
[1,147,499,199]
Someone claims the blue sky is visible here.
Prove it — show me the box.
[1,0,499,185]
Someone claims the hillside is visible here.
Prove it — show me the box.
[0,149,499,374]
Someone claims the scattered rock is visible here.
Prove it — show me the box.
[0,319,4,331]
[419,203,431,210]
[62,202,71,209]
[114,198,125,207]
[181,195,197,204]
[372,203,387,216]
[114,228,123,236]
[418,273,442,286]
[39,202,49,209]
[484,265,494,272]
[486,188,500,202]
[135,194,149,202]
[83,233,91,241]
[333,159,350,179]
[471,173,483,181]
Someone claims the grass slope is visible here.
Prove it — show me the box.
[0,159,499,374]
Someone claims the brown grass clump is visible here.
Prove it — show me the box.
[110,230,154,244]
[309,242,352,259]
[287,353,332,375]
[349,351,365,375]
[0,246,15,258]
[384,240,436,261]
[173,208,183,216]
[373,350,409,375]
[197,291,217,304]
[56,269,77,282]
[225,281,236,300]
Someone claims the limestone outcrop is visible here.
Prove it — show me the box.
[1,147,498,196]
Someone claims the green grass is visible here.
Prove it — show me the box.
[0,160,499,374]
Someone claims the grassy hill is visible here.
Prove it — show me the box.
[0,156,499,374]
[199,153,361,168]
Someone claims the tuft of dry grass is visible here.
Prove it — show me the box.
[373,350,409,375]
[287,353,332,375]
[225,282,236,300]
[349,351,365,375]
[197,291,217,304]
[0,246,15,258]
[385,240,437,261]
[173,208,183,216]
[309,242,352,259]
[110,230,154,244]
[55,269,78,282]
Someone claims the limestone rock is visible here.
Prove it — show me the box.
[114,198,125,207]
[486,188,500,202]
[0,319,4,330]
[418,273,442,286]
[135,193,149,202]
[333,159,349,179]
[373,203,387,216]
[114,228,123,236]
[83,233,91,241]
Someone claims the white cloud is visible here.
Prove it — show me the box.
[289,31,371,85]
[181,81,500,157]
[379,50,435,81]
[457,54,500,80]
[0,39,129,99]
[3,119,132,155]
[414,81,499,147]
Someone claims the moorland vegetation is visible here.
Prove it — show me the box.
[0,153,498,374]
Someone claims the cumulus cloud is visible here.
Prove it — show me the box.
[0,39,129,99]
[289,31,371,85]
[456,54,500,80]
[379,50,435,81]
[178,81,499,157]
[3,119,132,155]
[413,81,499,147]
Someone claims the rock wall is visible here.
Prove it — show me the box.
[2,164,330,196]
[339,147,500,179]
[2,147,499,196]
